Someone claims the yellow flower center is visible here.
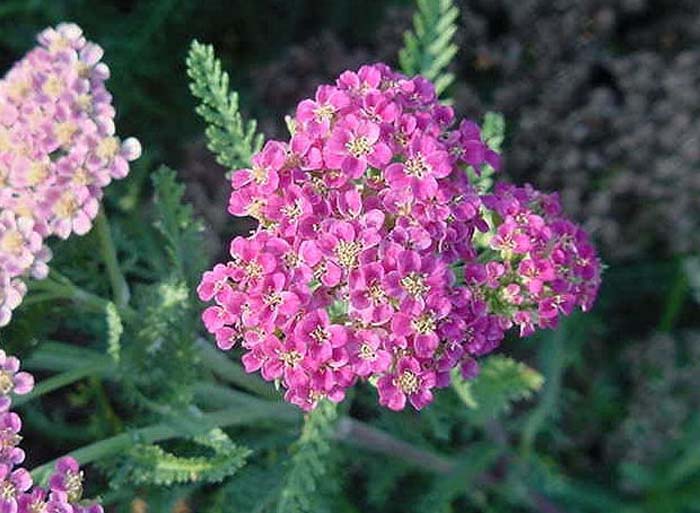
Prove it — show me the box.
[0,428,21,453]
[96,137,119,160]
[65,470,84,503]
[0,481,16,500]
[246,198,266,220]
[263,292,283,308]
[310,326,330,343]
[0,371,13,395]
[366,283,386,304]
[244,260,263,280]
[250,165,268,185]
[345,136,372,158]
[53,191,80,218]
[75,62,91,78]
[314,104,335,122]
[76,93,93,112]
[404,154,430,178]
[396,370,420,394]
[281,201,303,220]
[280,350,302,367]
[27,162,49,186]
[411,314,436,335]
[335,240,363,269]
[7,80,31,101]
[72,167,92,186]
[0,231,25,256]
[0,128,11,153]
[359,343,376,360]
[28,500,48,513]
[400,272,428,297]
[42,75,64,98]
[49,37,71,54]
[55,121,78,146]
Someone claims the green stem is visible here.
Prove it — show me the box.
[30,402,299,484]
[14,361,113,407]
[23,341,108,372]
[30,271,136,320]
[195,383,458,476]
[95,209,130,309]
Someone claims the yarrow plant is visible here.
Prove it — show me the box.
[0,4,612,511]
[198,63,602,412]
[0,349,103,513]
[0,23,141,326]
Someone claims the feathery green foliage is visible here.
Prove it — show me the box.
[152,165,206,287]
[277,401,339,513]
[187,40,263,170]
[452,356,544,426]
[399,0,459,96]
[108,429,250,487]
[471,111,505,193]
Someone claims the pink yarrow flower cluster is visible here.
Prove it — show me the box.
[473,183,601,337]
[198,63,601,412]
[0,23,141,326]
[0,348,103,513]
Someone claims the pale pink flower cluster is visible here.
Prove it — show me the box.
[0,348,103,513]
[0,23,141,326]
[198,64,601,411]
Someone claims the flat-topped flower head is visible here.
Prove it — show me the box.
[199,63,600,412]
[0,23,141,326]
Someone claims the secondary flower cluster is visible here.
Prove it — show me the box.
[198,63,601,411]
[472,183,601,337]
[0,349,103,513]
[0,23,141,326]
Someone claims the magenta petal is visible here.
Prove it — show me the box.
[391,313,412,337]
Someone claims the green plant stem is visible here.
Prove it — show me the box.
[30,270,136,320]
[95,209,130,309]
[334,416,454,474]
[30,402,299,485]
[195,382,459,476]
[23,341,108,372]
[14,361,113,407]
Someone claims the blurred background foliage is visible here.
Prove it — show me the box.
[1,0,700,512]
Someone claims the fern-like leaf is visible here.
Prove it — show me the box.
[452,355,544,425]
[399,0,460,97]
[277,401,338,513]
[152,166,206,287]
[110,432,250,487]
[468,111,506,194]
[186,40,263,169]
